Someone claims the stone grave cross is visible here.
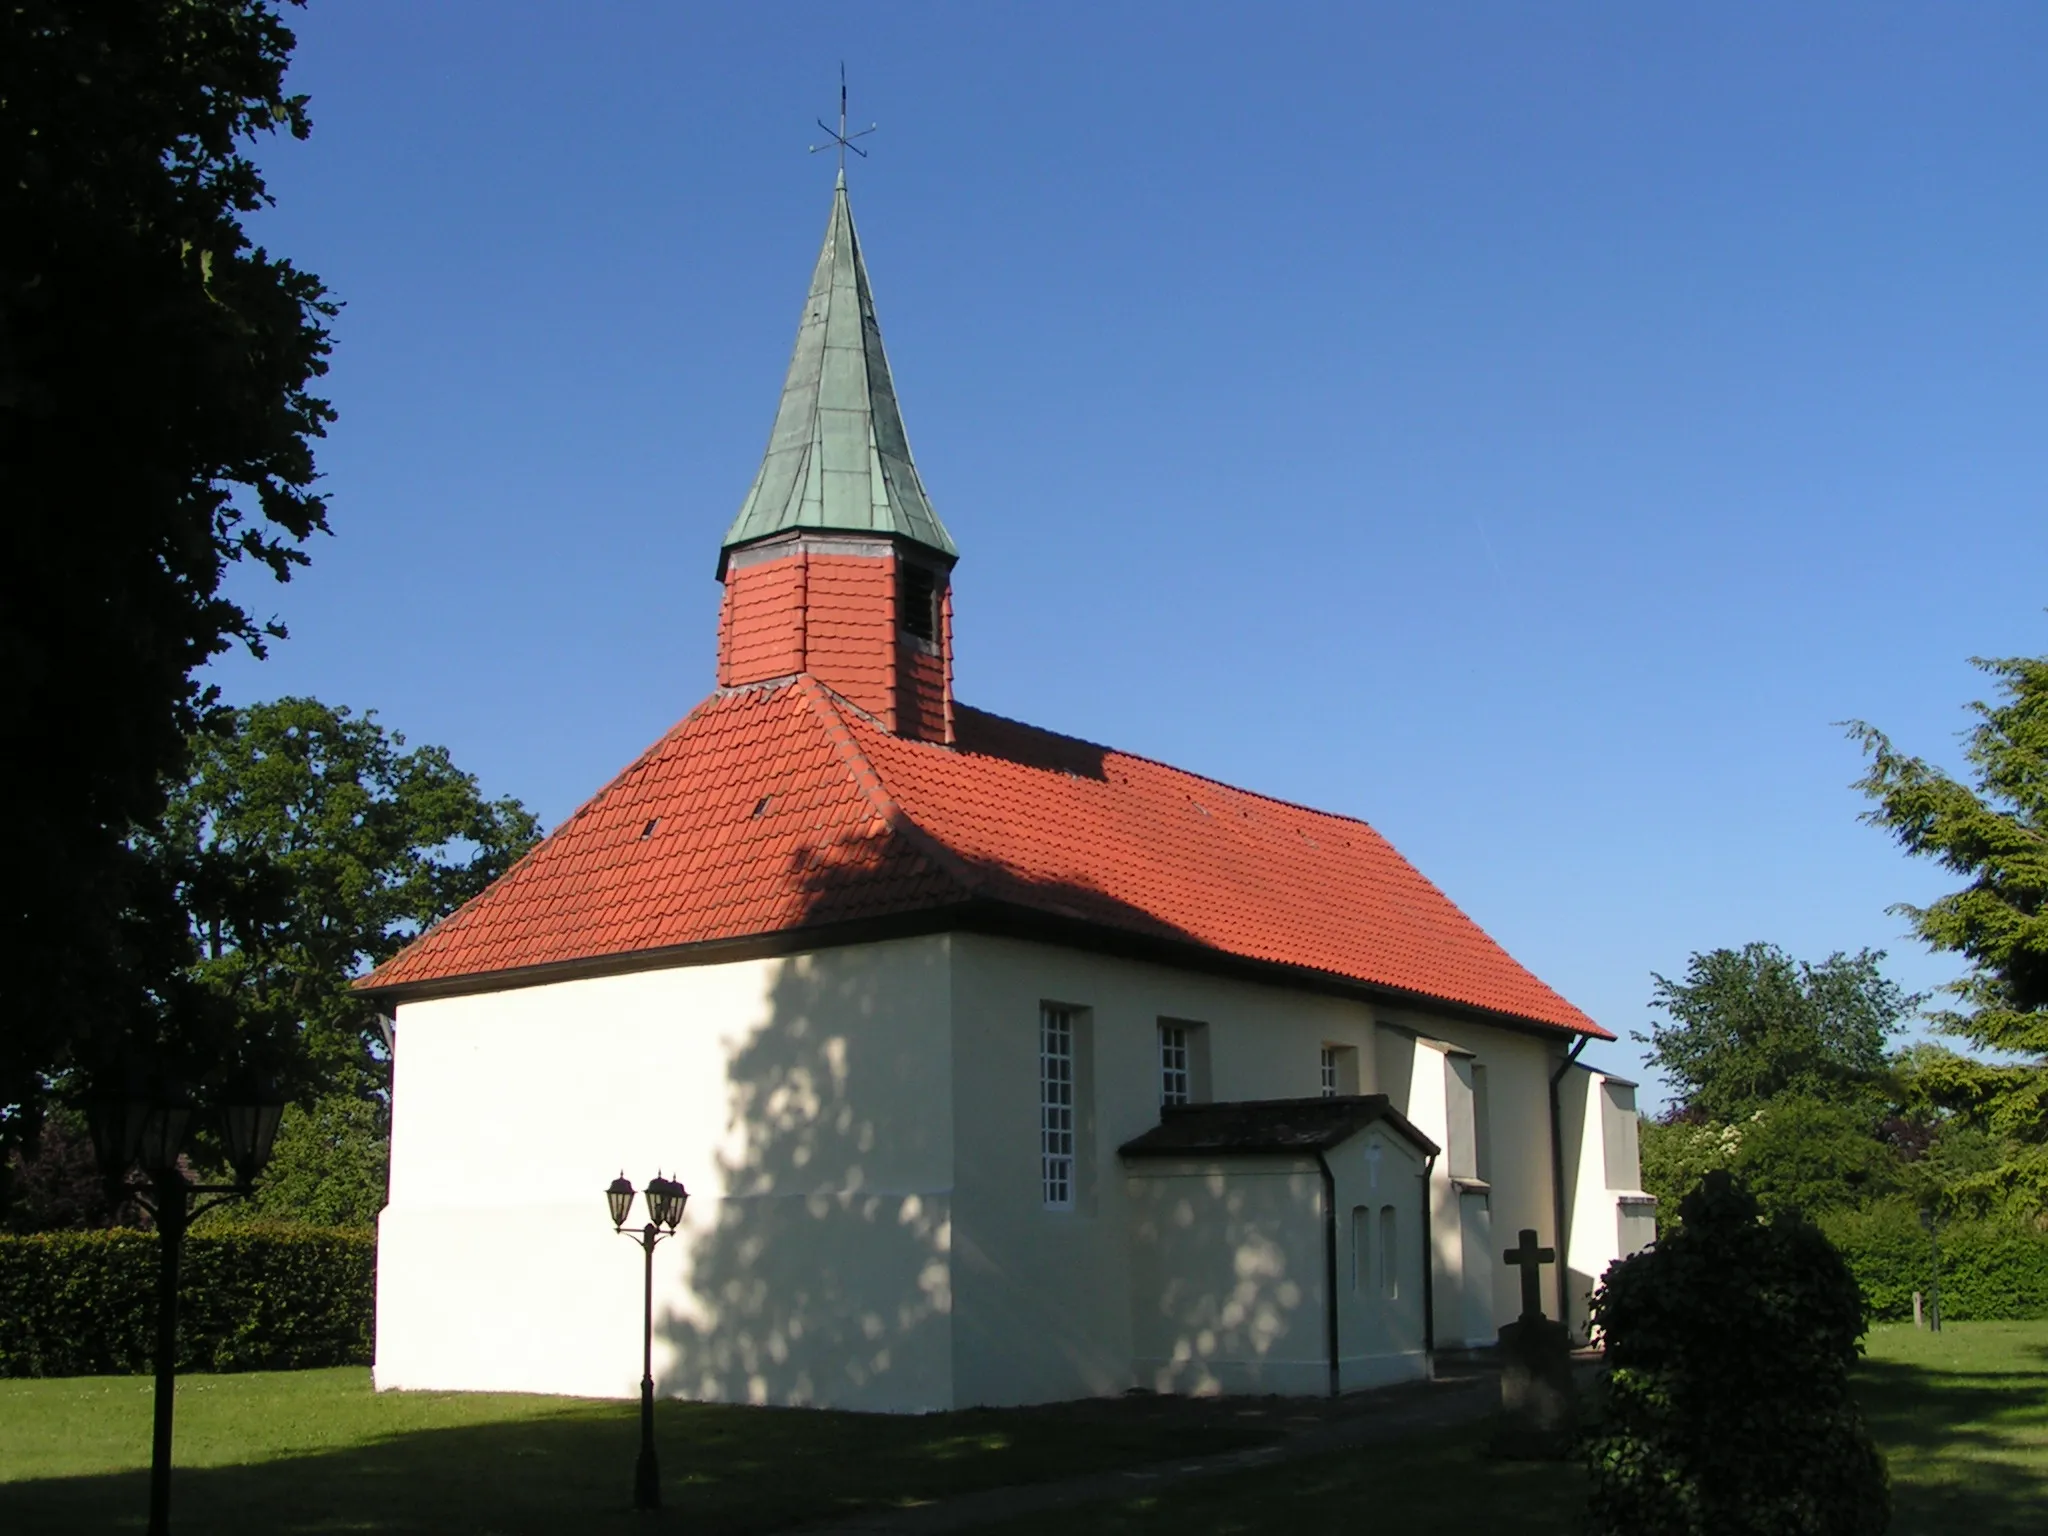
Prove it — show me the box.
[1490,1227,1573,1459]
[1503,1227,1556,1320]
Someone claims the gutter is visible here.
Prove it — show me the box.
[1316,1151,1340,1398]
[1548,1037,1589,1334]
[1420,1150,1438,1359]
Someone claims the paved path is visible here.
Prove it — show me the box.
[793,1370,1502,1536]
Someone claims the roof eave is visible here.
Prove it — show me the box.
[354,894,1611,1044]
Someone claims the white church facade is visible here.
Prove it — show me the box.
[364,176,1654,1414]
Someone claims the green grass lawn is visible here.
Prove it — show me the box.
[2,1321,2041,1534]
[0,1370,1269,1534]
[1856,1320,2048,1536]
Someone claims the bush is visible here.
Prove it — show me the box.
[0,1226,374,1377]
[1820,1200,2048,1321]
[1584,1172,1889,1536]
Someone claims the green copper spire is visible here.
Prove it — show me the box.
[723,175,956,559]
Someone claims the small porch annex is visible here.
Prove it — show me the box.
[1119,1095,1439,1398]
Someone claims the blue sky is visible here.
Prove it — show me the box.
[214,3,2048,1104]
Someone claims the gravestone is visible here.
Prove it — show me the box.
[1488,1227,1577,1460]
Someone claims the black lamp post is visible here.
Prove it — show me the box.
[608,1171,687,1511]
[85,1067,285,1536]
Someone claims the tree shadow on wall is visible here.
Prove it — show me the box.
[655,825,1209,1411]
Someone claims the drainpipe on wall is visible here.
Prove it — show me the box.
[1548,1037,1589,1336]
[1420,1150,1437,1360]
[1316,1152,1339,1399]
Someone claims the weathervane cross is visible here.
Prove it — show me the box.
[809,64,876,175]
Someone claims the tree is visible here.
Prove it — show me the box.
[1640,1098,1903,1232]
[1,3,335,1181]
[160,698,540,1102]
[1639,944,1916,1123]
[1,1111,145,1233]
[1585,1172,1890,1536]
[229,1094,389,1228]
[1732,1098,1900,1220]
[1850,648,2048,1215]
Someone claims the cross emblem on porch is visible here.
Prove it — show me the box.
[1503,1227,1556,1321]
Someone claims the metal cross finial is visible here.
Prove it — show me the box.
[809,63,876,175]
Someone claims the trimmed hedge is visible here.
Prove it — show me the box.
[0,1226,374,1378]
[1819,1201,2048,1322]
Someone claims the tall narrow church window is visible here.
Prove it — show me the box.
[898,562,938,643]
[1379,1205,1398,1298]
[1320,1047,1339,1097]
[1159,1023,1190,1106]
[1040,1004,1077,1209]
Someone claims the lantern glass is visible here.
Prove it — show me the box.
[606,1175,635,1229]
[137,1097,192,1174]
[84,1095,149,1182]
[647,1175,689,1231]
[82,1058,154,1182]
[220,1077,287,1188]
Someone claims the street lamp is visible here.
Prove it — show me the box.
[85,1064,286,1536]
[607,1170,687,1511]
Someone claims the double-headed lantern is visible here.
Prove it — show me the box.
[608,1172,689,1233]
[84,1065,285,1190]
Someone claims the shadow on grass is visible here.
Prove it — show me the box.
[0,1396,1272,1536]
[1855,1353,2048,1536]
[977,1419,1585,1536]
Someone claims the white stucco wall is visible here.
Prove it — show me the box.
[1125,1157,1331,1397]
[1559,1068,1657,1336]
[376,934,956,1412]
[945,934,1381,1406]
[1326,1128,1431,1390]
[1122,1131,1428,1398]
[1375,1020,1566,1345]
[378,925,1644,1409]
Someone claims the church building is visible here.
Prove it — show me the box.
[364,175,1655,1413]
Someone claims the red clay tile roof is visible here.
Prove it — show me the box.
[362,677,1609,1039]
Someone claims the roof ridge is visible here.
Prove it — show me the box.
[955,699,1382,834]
[796,677,987,897]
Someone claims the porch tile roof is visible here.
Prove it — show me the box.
[1117,1095,1441,1159]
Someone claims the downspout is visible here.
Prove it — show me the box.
[1316,1152,1340,1398]
[1548,1037,1589,1335]
[1420,1151,1437,1358]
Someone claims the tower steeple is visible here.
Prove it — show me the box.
[721,175,955,567]
[715,176,957,745]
